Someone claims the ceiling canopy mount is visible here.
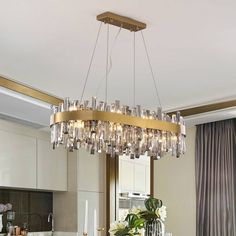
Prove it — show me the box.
[97,12,146,32]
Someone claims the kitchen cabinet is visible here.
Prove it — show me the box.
[134,163,146,193]
[119,156,150,194]
[0,129,37,189]
[77,149,105,192]
[0,123,67,191]
[76,151,106,236]
[78,191,105,236]
[119,159,134,192]
[53,151,106,234]
[145,165,150,194]
[37,139,67,191]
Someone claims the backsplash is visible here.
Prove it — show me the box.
[0,189,52,233]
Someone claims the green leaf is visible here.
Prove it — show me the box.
[114,227,130,236]
[133,218,145,229]
[139,210,158,221]
[125,214,139,228]
[144,197,162,212]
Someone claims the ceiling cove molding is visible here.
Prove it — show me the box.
[0,75,235,117]
[168,99,236,117]
[0,75,63,106]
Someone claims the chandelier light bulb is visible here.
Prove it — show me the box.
[50,97,186,159]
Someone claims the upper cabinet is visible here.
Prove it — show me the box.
[145,164,150,194]
[0,130,37,189]
[37,139,67,191]
[119,159,134,193]
[77,149,105,192]
[0,121,68,191]
[134,163,146,193]
[119,156,150,194]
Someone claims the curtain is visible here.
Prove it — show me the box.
[196,119,236,236]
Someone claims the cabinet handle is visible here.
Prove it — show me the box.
[97,227,105,231]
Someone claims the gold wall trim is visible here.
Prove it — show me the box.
[168,99,236,117]
[0,76,63,105]
[50,110,182,134]
[97,12,146,32]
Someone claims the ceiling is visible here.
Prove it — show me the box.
[0,0,236,127]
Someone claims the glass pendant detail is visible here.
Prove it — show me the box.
[50,97,186,159]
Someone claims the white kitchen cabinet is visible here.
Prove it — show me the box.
[37,139,67,191]
[119,159,134,192]
[145,165,150,194]
[77,149,105,192]
[134,163,146,193]
[119,156,150,194]
[0,129,37,189]
[53,150,106,233]
[78,191,105,236]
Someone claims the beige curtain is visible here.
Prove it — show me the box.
[195,119,236,236]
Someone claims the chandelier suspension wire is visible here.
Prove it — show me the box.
[133,32,136,108]
[50,12,186,159]
[80,22,103,104]
[105,24,110,105]
[140,30,162,109]
[95,26,122,97]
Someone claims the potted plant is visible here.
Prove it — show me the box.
[109,197,167,236]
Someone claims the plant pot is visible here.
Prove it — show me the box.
[145,219,165,236]
[0,214,2,232]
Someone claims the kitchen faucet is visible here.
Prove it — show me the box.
[47,212,54,236]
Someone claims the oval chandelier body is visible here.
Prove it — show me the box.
[50,97,186,159]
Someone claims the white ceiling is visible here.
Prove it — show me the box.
[0,0,236,126]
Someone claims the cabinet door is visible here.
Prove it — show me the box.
[77,149,105,192]
[0,130,36,189]
[145,165,150,194]
[37,139,67,191]
[78,191,105,236]
[134,163,146,193]
[119,159,134,192]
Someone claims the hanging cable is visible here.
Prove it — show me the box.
[133,32,136,108]
[80,22,103,104]
[105,24,109,104]
[95,26,122,97]
[141,30,162,109]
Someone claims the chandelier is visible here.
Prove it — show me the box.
[50,12,186,159]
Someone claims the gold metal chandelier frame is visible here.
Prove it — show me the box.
[50,110,184,134]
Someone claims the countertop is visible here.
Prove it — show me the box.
[0,232,78,236]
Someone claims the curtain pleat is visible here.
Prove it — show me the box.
[196,119,236,236]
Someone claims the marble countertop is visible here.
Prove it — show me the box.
[28,232,77,236]
[0,232,78,236]
[28,232,51,236]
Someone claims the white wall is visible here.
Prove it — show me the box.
[154,127,196,236]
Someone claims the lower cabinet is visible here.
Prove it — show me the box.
[0,130,37,189]
[37,139,67,191]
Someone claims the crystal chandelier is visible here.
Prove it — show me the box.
[50,12,186,159]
